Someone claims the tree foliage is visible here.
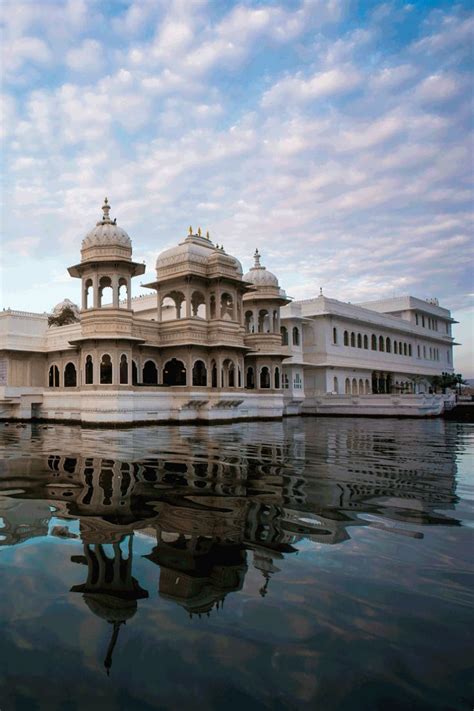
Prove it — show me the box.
[47,306,79,327]
[431,372,466,393]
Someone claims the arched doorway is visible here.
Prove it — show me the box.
[246,367,254,389]
[64,362,77,387]
[85,355,93,384]
[163,359,186,386]
[100,354,112,384]
[143,360,158,385]
[120,354,128,384]
[260,367,271,389]
[192,360,207,386]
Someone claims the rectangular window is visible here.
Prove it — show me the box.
[415,313,419,325]
[423,346,426,358]
[417,345,420,358]
[422,315,425,327]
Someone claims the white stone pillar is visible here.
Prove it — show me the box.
[127,277,132,310]
[93,273,99,308]
[112,275,119,308]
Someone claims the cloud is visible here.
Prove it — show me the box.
[66,39,104,73]
[262,66,361,107]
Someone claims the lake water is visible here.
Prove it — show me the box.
[0,417,473,711]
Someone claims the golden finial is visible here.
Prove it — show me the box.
[198,227,201,236]
[189,225,193,235]
[206,230,210,239]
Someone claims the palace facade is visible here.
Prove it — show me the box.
[0,199,457,423]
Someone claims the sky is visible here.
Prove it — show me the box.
[1,0,473,375]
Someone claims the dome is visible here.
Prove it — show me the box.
[52,298,80,316]
[156,231,214,271]
[155,228,243,278]
[243,249,279,287]
[82,198,131,250]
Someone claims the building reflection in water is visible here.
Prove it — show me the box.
[0,418,462,672]
[71,533,148,675]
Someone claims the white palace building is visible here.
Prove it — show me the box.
[0,199,458,424]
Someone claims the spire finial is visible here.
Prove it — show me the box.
[319,287,323,296]
[102,197,111,222]
[206,230,210,240]
[254,248,261,268]
[189,225,193,235]
[198,227,201,237]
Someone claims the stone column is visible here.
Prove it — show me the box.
[127,277,132,310]
[112,275,119,308]
[93,273,99,308]
[156,287,162,322]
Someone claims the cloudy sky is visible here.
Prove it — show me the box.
[1,0,473,374]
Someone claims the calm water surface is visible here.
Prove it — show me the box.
[0,417,473,711]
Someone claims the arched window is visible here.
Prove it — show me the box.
[64,362,77,387]
[245,311,255,333]
[292,327,300,346]
[408,344,412,357]
[333,327,338,345]
[365,379,370,394]
[345,378,350,394]
[84,279,93,309]
[273,310,279,333]
[211,360,218,388]
[118,277,128,307]
[386,337,391,353]
[363,335,368,349]
[48,365,59,387]
[282,373,289,389]
[132,360,138,385]
[394,340,398,354]
[120,354,128,384]
[379,335,384,352]
[281,326,288,345]
[344,331,349,346]
[210,294,216,319]
[350,332,356,347]
[352,378,358,395]
[260,366,271,389]
[238,368,242,388]
[191,291,206,318]
[85,355,93,385]
[98,276,112,307]
[161,291,185,320]
[143,360,158,384]
[163,359,186,386]
[371,334,377,350]
[358,378,364,394]
[333,376,339,393]
[100,354,113,384]
[192,360,207,386]
[274,367,280,389]
[357,333,362,348]
[221,293,234,320]
[259,310,270,333]
[246,366,254,389]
